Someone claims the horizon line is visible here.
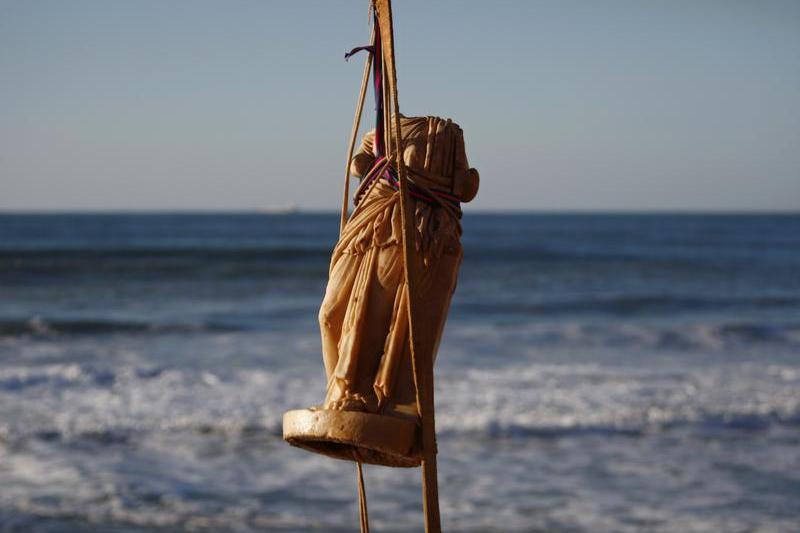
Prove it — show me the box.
[1,208,798,216]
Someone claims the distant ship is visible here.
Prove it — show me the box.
[257,202,300,215]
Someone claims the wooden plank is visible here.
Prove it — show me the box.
[373,1,442,531]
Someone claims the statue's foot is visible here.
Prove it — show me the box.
[326,393,369,412]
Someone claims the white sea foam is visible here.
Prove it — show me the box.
[1,354,798,446]
[1,320,798,532]
[436,361,800,436]
[0,363,319,443]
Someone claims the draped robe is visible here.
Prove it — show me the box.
[318,115,479,422]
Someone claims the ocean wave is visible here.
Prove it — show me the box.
[1,360,798,445]
[3,311,798,354]
[0,317,244,337]
[0,245,332,263]
[0,246,332,283]
[449,319,800,353]
[434,362,800,438]
[456,294,800,318]
[0,243,722,264]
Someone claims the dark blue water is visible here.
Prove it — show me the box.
[1,213,798,532]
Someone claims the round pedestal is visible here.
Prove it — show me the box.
[283,408,420,468]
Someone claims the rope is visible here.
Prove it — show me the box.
[340,26,375,237]
[342,11,381,533]
[357,461,370,533]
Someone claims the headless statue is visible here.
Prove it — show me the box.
[318,115,479,423]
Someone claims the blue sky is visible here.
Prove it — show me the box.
[1,0,798,211]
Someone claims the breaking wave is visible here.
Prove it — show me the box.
[1,360,798,445]
[449,319,800,352]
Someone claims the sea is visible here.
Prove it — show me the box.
[0,213,798,533]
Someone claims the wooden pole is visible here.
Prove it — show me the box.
[373,1,442,531]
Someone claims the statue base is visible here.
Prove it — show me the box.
[283,408,420,468]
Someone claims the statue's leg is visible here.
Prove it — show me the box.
[324,240,405,411]
[376,242,462,417]
[319,252,359,379]
[328,247,391,411]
